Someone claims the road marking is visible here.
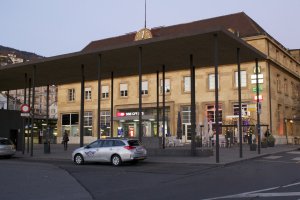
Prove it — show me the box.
[283,182,300,188]
[202,182,300,200]
[287,151,300,154]
[292,157,300,161]
[263,156,282,159]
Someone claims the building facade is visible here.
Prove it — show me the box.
[57,13,300,144]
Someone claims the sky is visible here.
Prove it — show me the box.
[1,0,300,57]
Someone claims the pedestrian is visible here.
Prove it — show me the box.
[62,131,69,151]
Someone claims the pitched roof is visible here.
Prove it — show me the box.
[82,12,267,52]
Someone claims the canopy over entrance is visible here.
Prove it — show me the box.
[0,27,266,91]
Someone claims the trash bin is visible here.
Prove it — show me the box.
[294,137,299,145]
[44,142,51,154]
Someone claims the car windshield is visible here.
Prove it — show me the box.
[0,139,12,145]
[127,140,140,146]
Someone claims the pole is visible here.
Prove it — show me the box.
[27,78,31,154]
[30,66,36,157]
[237,48,243,158]
[45,85,50,153]
[110,71,114,137]
[255,59,261,154]
[214,34,220,163]
[80,64,85,147]
[162,65,166,149]
[97,54,101,140]
[156,70,159,138]
[22,73,27,154]
[138,47,143,142]
[190,54,196,156]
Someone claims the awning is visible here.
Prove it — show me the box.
[0,27,266,91]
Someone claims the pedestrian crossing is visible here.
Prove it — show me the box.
[261,151,300,163]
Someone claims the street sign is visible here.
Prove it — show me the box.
[21,104,30,113]
[258,102,262,114]
[252,85,263,92]
[253,95,263,101]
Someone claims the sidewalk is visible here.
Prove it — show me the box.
[15,143,300,165]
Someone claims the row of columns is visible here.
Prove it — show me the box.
[5,34,262,163]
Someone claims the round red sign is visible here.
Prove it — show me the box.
[21,104,30,113]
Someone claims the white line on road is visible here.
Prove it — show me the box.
[202,181,300,200]
[287,151,300,154]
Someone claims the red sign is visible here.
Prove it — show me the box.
[21,104,30,113]
[253,95,263,101]
[117,112,126,117]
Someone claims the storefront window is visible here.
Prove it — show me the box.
[84,111,92,136]
[100,111,110,136]
[181,106,191,123]
[206,104,222,123]
[61,113,79,137]
[233,103,248,116]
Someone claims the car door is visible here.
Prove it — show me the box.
[82,140,100,162]
[98,140,114,162]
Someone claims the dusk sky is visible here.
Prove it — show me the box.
[2,0,300,57]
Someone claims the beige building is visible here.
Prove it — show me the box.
[57,12,300,144]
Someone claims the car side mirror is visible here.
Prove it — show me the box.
[85,145,90,149]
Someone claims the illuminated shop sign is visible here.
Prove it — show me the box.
[117,112,144,117]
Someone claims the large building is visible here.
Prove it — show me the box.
[0,50,58,119]
[57,12,300,144]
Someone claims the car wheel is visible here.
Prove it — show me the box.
[74,154,84,165]
[111,154,122,166]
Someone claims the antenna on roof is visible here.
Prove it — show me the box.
[144,0,147,28]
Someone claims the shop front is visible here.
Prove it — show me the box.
[114,107,170,138]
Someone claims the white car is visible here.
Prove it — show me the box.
[72,138,147,166]
[0,138,16,158]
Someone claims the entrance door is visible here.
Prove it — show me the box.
[182,123,191,143]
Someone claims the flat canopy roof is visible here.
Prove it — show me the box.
[0,27,266,91]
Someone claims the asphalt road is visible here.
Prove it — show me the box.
[1,150,300,200]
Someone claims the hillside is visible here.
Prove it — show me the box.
[0,45,44,61]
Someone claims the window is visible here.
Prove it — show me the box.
[120,83,128,97]
[235,71,247,87]
[102,85,109,99]
[84,111,93,136]
[291,82,295,98]
[233,103,249,116]
[61,113,79,137]
[206,104,222,123]
[181,106,191,123]
[160,79,170,93]
[184,76,191,92]
[284,79,288,95]
[142,81,148,95]
[68,89,75,101]
[277,75,281,93]
[85,87,92,100]
[208,74,219,90]
[100,111,110,136]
